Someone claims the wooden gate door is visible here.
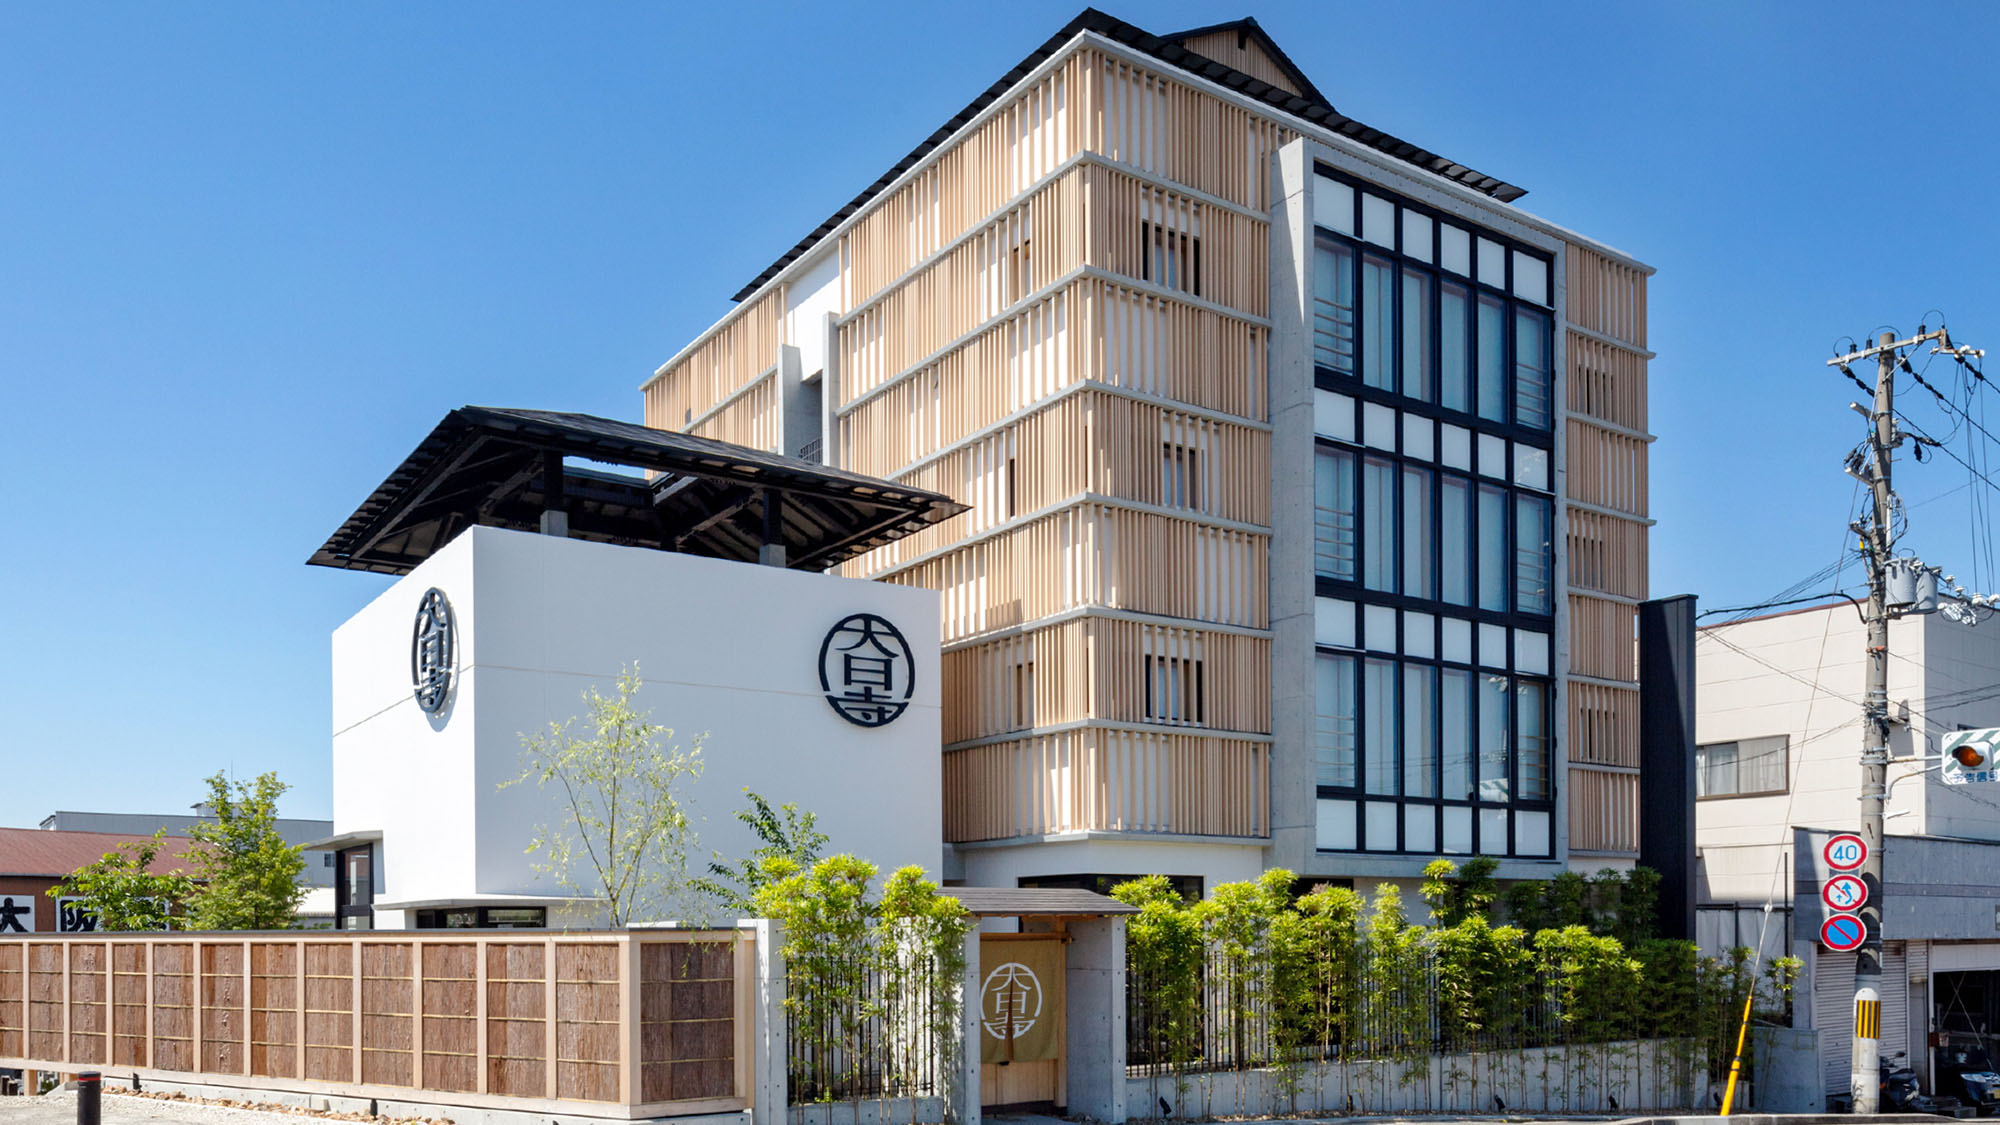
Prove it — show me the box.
[978,934,1066,1109]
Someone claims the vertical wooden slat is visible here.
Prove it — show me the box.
[619,935,638,1106]
[475,934,489,1095]
[543,936,557,1102]
[350,939,361,1087]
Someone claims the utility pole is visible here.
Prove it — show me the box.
[1826,327,1947,1112]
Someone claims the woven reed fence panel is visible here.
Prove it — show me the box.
[0,931,752,1116]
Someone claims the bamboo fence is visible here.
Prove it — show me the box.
[0,929,753,1120]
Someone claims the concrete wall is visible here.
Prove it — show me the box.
[332,526,943,922]
[1129,1039,1708,1117]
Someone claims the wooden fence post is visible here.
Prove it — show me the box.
[191,938,203,1077]
[240,939,250,1075]
[143,941,154,1070]
[475,936,489,1096]
[350,939,361,1086]
[544,936,558,1101]
[620,935,640,1107]
[294,939,306,1080]
[412,939,424,1088]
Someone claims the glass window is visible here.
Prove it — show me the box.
[1363,457,1397,592]
[1512,250,1549,305]
[1477,484,1508,612]
[1477,674,1511,802]
[1314,176,1355,235]
[1696,736,1789,798]
[1517,679,1550,800]
[1477,237,1506,288]
[1440,282,1470,413]
[1402,210,1434,263]
[1515,494,1554,615]
[1313,242,1356,373]
[1515,308,1553,430]
[1442,669,1473,800]
[1476,293,1507,422]
[1363,658,1398,795]
[1314,446,1357,581]
[1402,269,1433,402]
[1440,224,1471,275]
[1361,255,1395,390]
[1315,653,1357,788]
[1402,465,1434,599]
[1162,443,1199,509]
[1441,474,1471,605]
[1404,664,1436,798]
[1362,193,1396,247]
[1142,222,1198,294]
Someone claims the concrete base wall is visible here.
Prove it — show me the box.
[70,1073,749,1125]
[1126,1039,1709,1118]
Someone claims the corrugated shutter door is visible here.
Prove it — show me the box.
[1819,951,1856,1095]
[1883,945,1909,1072]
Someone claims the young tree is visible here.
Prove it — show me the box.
[183,771,306,930]
[505,665,705,927]
[691,790,829,917]
[48,829,195,931]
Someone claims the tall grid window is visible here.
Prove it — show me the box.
[1309,169,1560,858]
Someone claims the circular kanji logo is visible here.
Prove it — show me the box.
[411,588,456,716]
[818,613,914,728]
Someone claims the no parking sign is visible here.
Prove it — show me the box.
[1822,913,1866,952]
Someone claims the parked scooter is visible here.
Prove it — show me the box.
[1832,1052,1965,1115]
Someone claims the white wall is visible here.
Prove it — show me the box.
[333,526,943,923]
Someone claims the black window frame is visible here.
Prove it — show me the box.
[413,906,550,930]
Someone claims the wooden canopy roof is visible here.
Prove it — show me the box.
[309,407,966,575]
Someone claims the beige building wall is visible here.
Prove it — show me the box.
[640,18,1653,889]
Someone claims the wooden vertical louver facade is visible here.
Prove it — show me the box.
[641,20,1652,871]
[1561,247,1651,856]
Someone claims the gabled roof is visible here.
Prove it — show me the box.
[730,7,1523,302]
[310,407,967,575]
[1164,16,1327,104]
[0,827,200,879]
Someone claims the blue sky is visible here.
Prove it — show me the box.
[4,1,1998,827]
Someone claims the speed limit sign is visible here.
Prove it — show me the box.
[1824,833,1868,872]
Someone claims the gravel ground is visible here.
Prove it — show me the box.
[0,1089,447,1125]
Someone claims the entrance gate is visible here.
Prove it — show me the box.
[978,933,1065,1109]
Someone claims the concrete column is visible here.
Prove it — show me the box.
[753,919,787,1125]
[1062,917,1128,1123]
[953,928,981,1125]
[1266,137,1319,872]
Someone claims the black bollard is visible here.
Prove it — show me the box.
[75,1071,99,1125]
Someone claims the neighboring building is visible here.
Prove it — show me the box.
[0,827,197,933]
[639,11,1655,893]
[40,809,335,888]
[1696,601,2000,1102]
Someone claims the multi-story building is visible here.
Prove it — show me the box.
[641,11,1654,892]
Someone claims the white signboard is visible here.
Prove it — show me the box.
[1943,728,2000,785]
[56,898,99,933]
[0,894,37,934]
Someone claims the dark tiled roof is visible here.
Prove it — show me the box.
[944,886,1139,916]
[310,406,966,575]
[730,7,1523,302]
